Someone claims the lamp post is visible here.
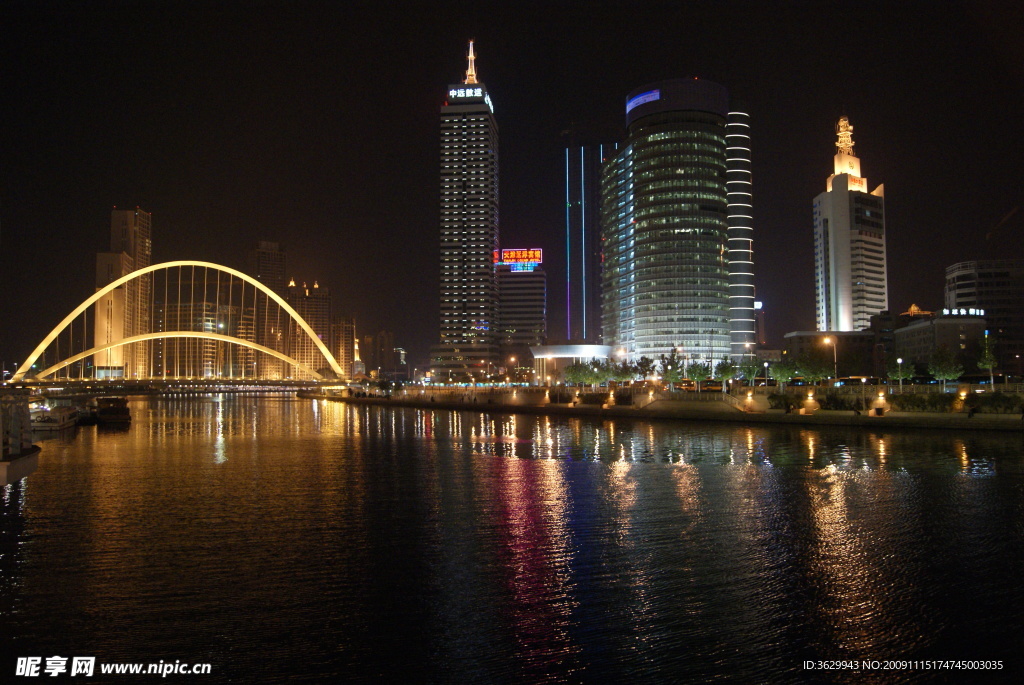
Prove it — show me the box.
[896,357,904,394]
[861,376,867,410]
[763,361,769,387]
[824,336,838,382]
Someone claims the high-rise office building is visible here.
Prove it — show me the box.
[247,240,287,295]
[431,41,500,380]
[814,117,888,332]
[285,280,331,378]
[331,316,356,379]
[601,79,752,363]
[945,259,1024,370]
[245,240,288,379]
[565,144,615,343]
[496,249,547,357]
[373,330,396,379]
[93,207,152,378]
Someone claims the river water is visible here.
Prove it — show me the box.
[2,395,1022,683]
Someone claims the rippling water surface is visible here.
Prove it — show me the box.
[2,395,1023,683]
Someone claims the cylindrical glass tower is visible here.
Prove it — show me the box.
[602,79,747,364]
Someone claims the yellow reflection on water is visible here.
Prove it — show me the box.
[802,430,817,464]
[954,438,969,471]
[803,464,923,656]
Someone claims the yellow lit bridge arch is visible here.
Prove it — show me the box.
[13,260,343,382]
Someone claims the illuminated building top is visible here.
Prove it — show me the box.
[465,40,477,84]
[836,116,854,156]
[446,40,493,113]
[828,115,864,191]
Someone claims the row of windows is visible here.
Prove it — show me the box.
[634,141,725,158]
[633,154,727,172]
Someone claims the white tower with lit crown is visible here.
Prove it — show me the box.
[813,117,888,331]
[431,41,500,380]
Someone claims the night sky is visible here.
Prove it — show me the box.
[4,1,1024,372]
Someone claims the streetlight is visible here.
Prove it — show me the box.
[896,357,904,394]
[823,336,838,382]
[763,361,769,387]
[861,376,867,411]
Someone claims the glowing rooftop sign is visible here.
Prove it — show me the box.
[449,87,483,99]
[626,89,660,114]
[501,249,542,264]
[942,308,985,316]
[448,87,494,113]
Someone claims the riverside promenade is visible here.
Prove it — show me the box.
[321,387,1024,433]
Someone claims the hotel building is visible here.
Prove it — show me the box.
[496,249,547,359]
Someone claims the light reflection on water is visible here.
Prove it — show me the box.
[2,395,1022,684]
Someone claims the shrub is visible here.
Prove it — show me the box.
[767,394,800,411]
[887,393,958,412]
[963,392,1023,414]
[817,393,859,411]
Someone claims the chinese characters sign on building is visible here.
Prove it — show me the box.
[501,249,543,264]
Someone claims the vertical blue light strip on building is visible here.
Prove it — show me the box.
[565,147,571,339]
[580,146,586,339]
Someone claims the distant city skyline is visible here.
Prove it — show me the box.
[3,3,1024,372]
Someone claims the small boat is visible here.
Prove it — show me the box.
[94,396,131,424]
[30,406,78,431]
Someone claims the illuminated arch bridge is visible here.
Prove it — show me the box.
[13,261,343,382]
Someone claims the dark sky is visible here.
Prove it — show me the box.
[3,0,1024,372]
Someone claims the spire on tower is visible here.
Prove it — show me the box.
[464,40,478,84]
[835,116,855,156]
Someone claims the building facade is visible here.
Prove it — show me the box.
[813,117,888,332]
[565,144,614,343]
[93,208,152,378]
[893,314,987,368]
[247,240,287,295]
[726,108,756,359]
[245,240,288,379]
[285,280,331,378]
[496,250,547,360]
[431,41,500,380]
[331,316,356,379]
[601,79,751,364]
[945,260,1024,371]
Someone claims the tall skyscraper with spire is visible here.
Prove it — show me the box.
[431,41,500,380]
[813,117,888,331]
